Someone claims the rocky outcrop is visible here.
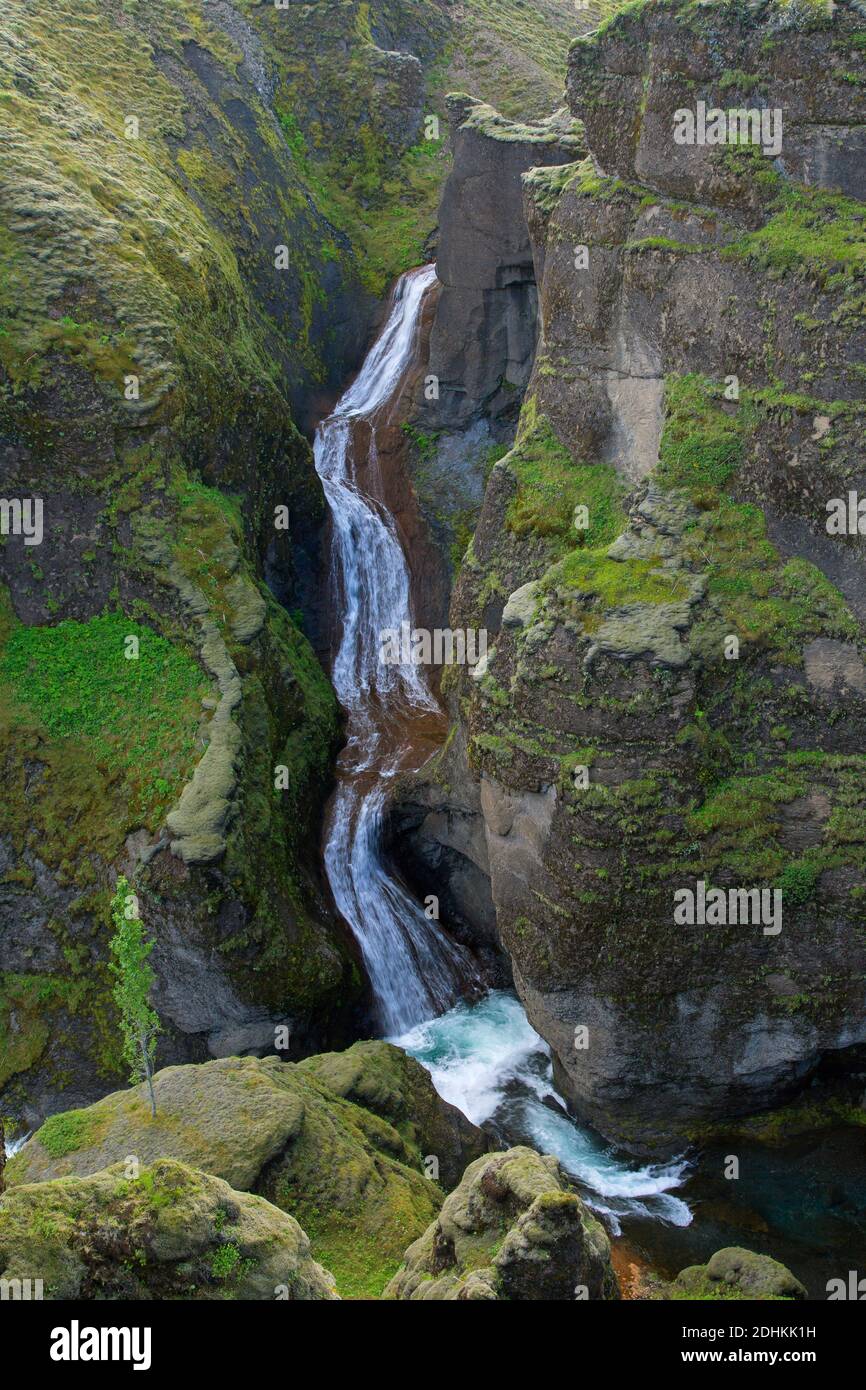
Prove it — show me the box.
[397,0,866,1154]
[297,1039,489,1191]
[421,96,585,432]
[385,1146,619,1300]
[0,0,593,1135]
[567,0,866,205]
[0,1157,338,1300]
[6,1044,488,1298]
[674,1247,807,1301]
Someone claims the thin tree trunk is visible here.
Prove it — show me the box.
[139,1034,157,1118]
[0,1117,5,1196]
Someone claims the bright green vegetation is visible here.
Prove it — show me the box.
[685,754,866,886]
[657,374,751,490]
[210,1241,252,1283]
[701,518,857,665]
[109,877,161,1117]
[0,612,207,820]
[548,550,691,607]
[505,412,626,552]
[33,1108,101,1159]
[657,375,859,665]
[725,182,866,299]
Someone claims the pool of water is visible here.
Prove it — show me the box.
[396,990,866,1297]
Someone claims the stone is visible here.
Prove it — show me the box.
[0,1158,338,1300]
[385,1147,619,1301]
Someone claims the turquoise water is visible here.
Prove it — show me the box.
[396,990,866,1295]
[395,990,692,1234]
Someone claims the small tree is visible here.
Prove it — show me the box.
[109,875,161,1118]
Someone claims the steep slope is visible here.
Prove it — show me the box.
[395,0,866,1153]
[0,0,590,1127]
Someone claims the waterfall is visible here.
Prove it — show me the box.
[314,265,475,1035]
[313,265,691,1233]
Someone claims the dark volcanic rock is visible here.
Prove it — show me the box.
[421,95,585,430]
[403,0,866,1155]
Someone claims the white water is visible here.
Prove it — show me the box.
[397,994,691,1235]
[314,265,691,1231]
[314,266,475,1036]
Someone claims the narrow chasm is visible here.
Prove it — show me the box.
[2,0,866,1313]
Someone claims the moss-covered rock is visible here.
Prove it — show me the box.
[7,1046,488,1299]
[297,1039,489,1189]
[0,0,374,1123]
[385,1146,619,1300]
[396,0,866,1156]
[0,1157,338,1300]
[673,1247,807,1302]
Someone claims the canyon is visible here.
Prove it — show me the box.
[1,0,865,1304]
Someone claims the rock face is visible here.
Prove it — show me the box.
[395,0,866,1153]
[0,0,597,1135]
[567,0,866,205]
[421,96,585,432]
[0,1157,339,1301]
[385,1146,619,1300]
[675,1247,807,1302]
[6,1044,488,1298]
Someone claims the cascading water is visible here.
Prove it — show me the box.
[314,264,691,1232]
[314,265,475,1036]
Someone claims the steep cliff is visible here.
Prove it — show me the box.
[397,0,866,1153]
[0,0,584,1127]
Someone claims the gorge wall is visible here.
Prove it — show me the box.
[395,0,866,1154]
[0,0,586,1127]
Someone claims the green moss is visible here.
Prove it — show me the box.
[35,1108,100,1159]
[546,550,691,608]
[688,501,858,665]
[665,1278,790,1302]
[505,416,626,551]
[657,374,750,490]
[0,611,207,793]
[0,975,88,1090]
[723,179,866,310]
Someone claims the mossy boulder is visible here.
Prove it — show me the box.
[297,1039,489,1190]
[7,1047,487,1299]
[674,1247,807,1302]
[385,1146,619,1301]
[0,1157,337,1301]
